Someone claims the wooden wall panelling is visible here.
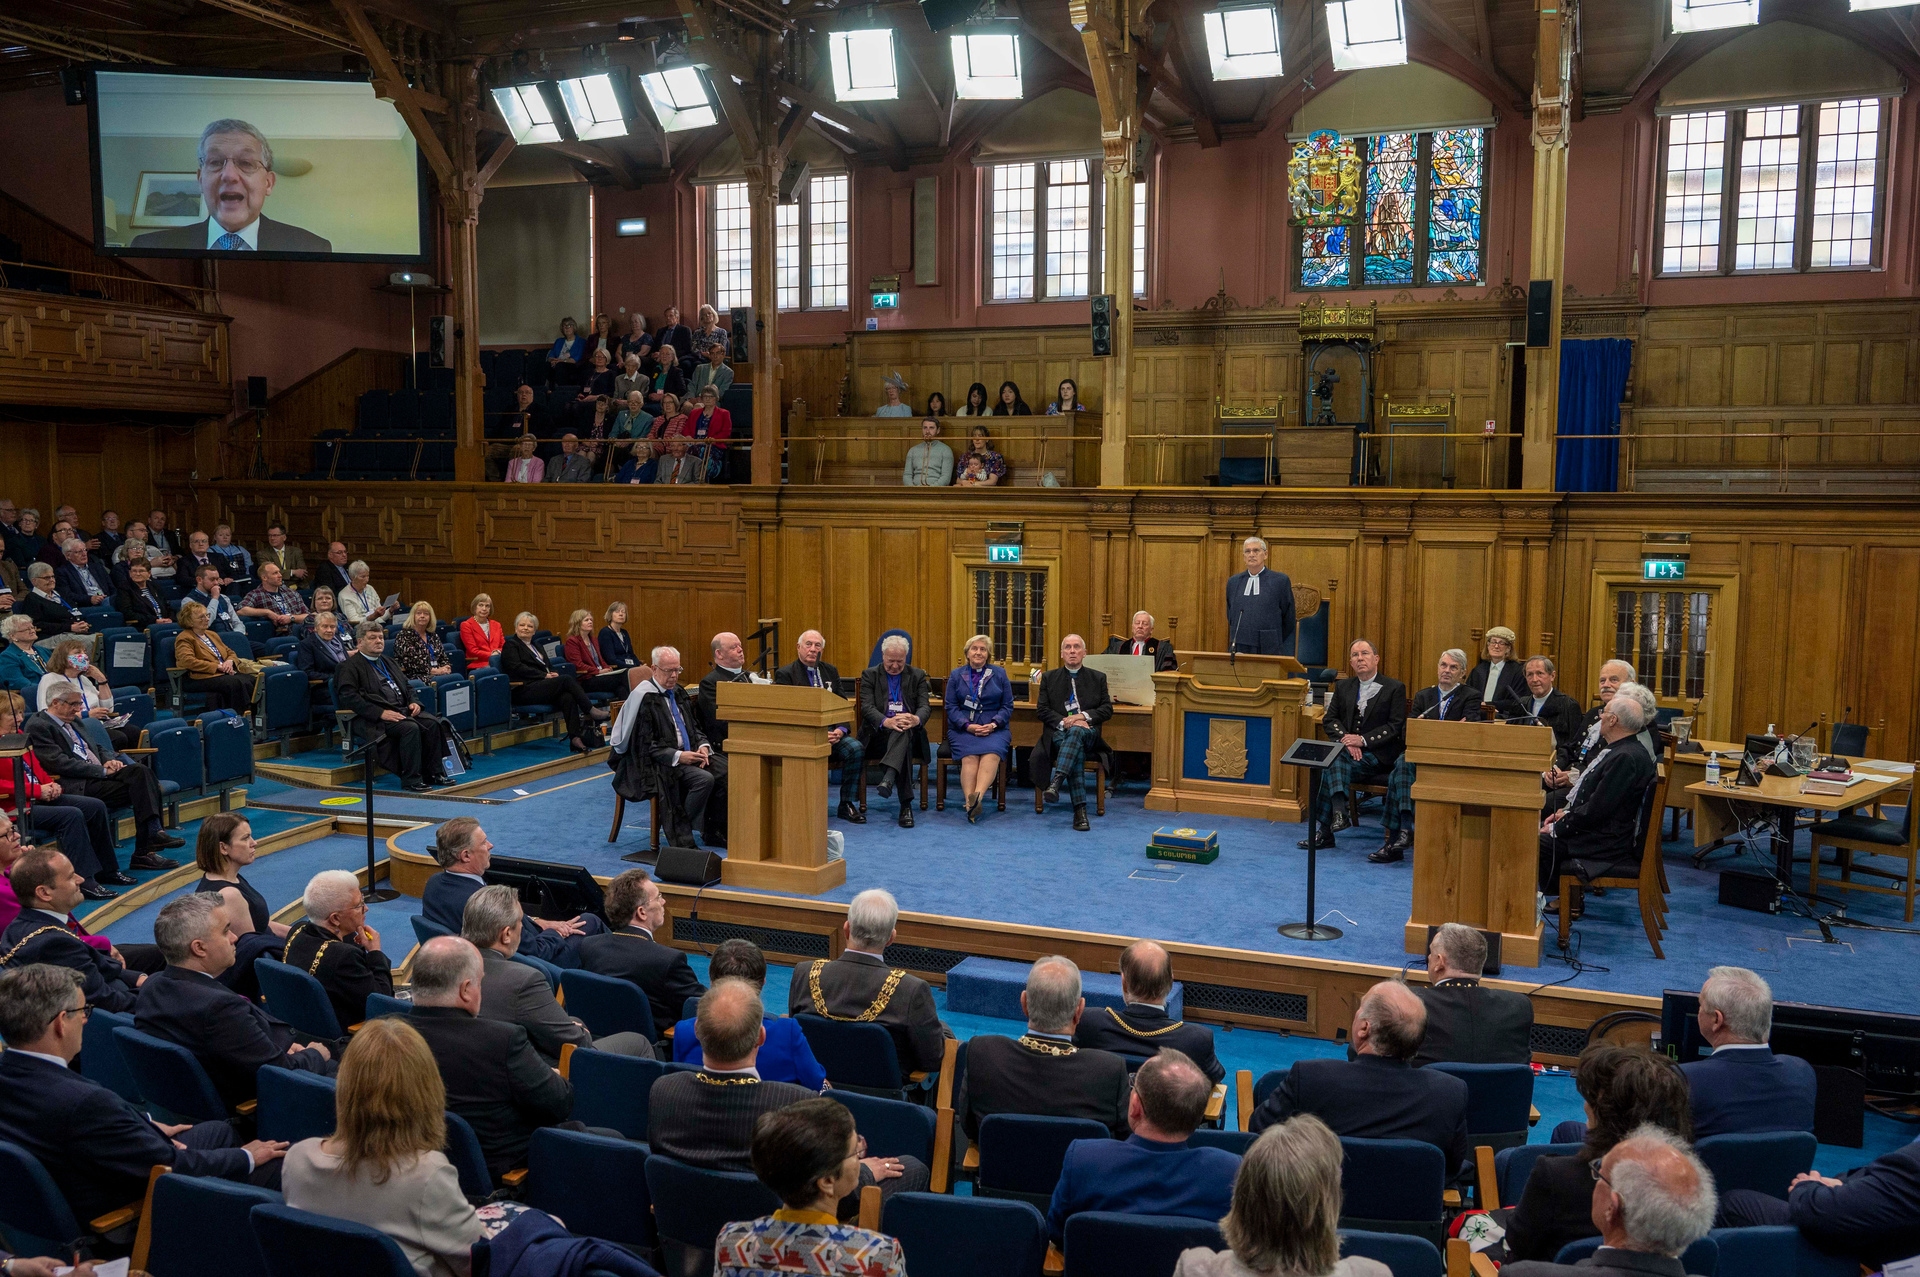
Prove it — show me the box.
[245,348,408,477]
[782,343,849,419]
[0,420,173,524]
[0,289,230,414]
[1861,547,1920,758]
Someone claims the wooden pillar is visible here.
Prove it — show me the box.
[746,152,783,485]
[1522,0,1576,490]
[447,67,486,485]
[1075,0,1140,488]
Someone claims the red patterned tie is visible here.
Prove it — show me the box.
[67,914,89,938]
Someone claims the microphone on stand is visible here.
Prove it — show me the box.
[1229,610,1243,665]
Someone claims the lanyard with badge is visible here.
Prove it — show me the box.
[1065,670,1081,716]
[963,667,986,718]
[887,672,904,716]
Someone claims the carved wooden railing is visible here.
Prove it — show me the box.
[0,190,206,312]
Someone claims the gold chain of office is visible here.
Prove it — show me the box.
[807,961,905,1022]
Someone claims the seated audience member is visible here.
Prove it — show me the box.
[945,634,1013,821]
[0,964,286,1232]
[1049,1049,1238,1244]
[0,615,49,696]
[3,849,154,1010]
[954,423,1006,486]
[609,391,654,461]
[1,708,125,899]
[1371,648,1483,863]
[335,621,456,792]
[459,593,506,671]
[0,563,14,615]
[585,312,617,363]
[1714,1133,1920,1268]
[501,611,605,753]
[28,681,182,868]
[689,303,729,369]
[394,601,454,681]
[775,631,863,822]
[1511,654,1585,767]
[570,348,616,414]
[1503,1127,1717,1277]
[856,635,929,828]
[902,417,954,487]
[193,813,288,990]
[964,955,1130,1139]
[1543,660,1643,801]
[173,601,254,712]
[20,562,90,636]
[421,817,602,967]
[306,585,340,633]
[1108,610,1179,671]
[1412,922,1533,1066]
[184,564,247,635]
[143,513,181,592]
[875,371,913,417]
[337,560,395,627]
[134,894,338,1107]
[259,521,308,587]
[652,308,693,373]
[1248,980,1470,1179]
[1074,940,1224,1082]
[1680,966,1815,1137]
[95,509,125,559]
[1032,633,1112,832]
[682,385,733,480]
[548,316,585,366]
[210,525,254,592]
[238,561,309,636]
[1046,377,1087,415]
[283,869,393,1035]
[281,1016,487,1277]
[504,434,545,483]
[992,380,1032,416]
[1503,1045,1694,1263]
[1467,626,1527,716]
[688,339,734,401]
[1300,639,1407,851]
[293,609,351,678]
[651,435,702,485]
[651,980,928,1218]
[55,539,110,610]
[717,1097,907,1277]
[38,637,134,750]
[462,883,651,1064]
[182,531,228,588]
[609,645,728,848]
[315,542,353,598]
[672,939,824,1087]
[1539,685,1658,916]
[788,889,951,1075]
[597,601,640,670]
[1175,1116,1391,1277]
[577,867,706,1032]
[618,311,653,364]
[545,433,596,483]
[562,608,635,696]
[645,343,688,409]
[613,351,648,403]
[109,530,156,590]
[399,937,576,1183]
[5,508,44,571]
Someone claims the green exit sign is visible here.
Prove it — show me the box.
[1643,558,1688,581]
[988,544,1022,564]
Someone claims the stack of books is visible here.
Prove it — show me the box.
[1147,827,1219,864]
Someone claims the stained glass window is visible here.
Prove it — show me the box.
[1293,128,1483,290]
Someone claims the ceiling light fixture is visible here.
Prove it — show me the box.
[1670,0,1759,31]
[557,72,631,140]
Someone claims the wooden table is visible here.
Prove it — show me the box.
[1684,763,1912,883]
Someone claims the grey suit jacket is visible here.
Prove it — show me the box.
[478,947,591,1064]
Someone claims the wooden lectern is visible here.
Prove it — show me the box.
[1403,719,1556,967]
[1146,653,1311,821]
[714,682,850,895]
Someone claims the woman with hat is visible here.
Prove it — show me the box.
[1466,625,1527,715]
[874,371,914,417]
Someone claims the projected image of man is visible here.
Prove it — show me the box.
[131,119,332,253]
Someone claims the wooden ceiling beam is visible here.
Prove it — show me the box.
[0,16,172,63]
[194,0,363,57]
[1400,0,1527,111]
[1159,0,1220,147]
[333,0,457,185]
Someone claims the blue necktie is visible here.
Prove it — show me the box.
[214,232,251,251]
[665,693,690,750]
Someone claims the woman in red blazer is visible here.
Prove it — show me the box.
[561,610,637,696]
[681,384,733,481]
[459,592,506,672]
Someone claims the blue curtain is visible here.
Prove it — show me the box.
[1555,338,1634,492]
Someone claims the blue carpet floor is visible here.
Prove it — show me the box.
[66,801,325,931]
[264,735,578,789]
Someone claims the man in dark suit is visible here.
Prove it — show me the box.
[112,558,168,632]
[420,817,601,967]
[54,540,111,610]
[1413,923,1533,1067]
[281,869,393,1036]
[0,964,286,1226]
[95,510,127,561]
[652,307,694,375]
[1106,610,1178,671]
[696,630,753,747]
[1031,634,1111,832]
[292,610,352,677]
[1371,648,1483,863]
[963,956,1131,1140]
[133,894,337,1107]
[316,543,353,598]
[1072,940,1224,1082]
[576,867,705,1034]
[1715,1140,1920,1269]
[405,937,578,1181]
[1679,967,1815,1138]
[1046,1049,1236,1245]
[788,888,951,1075]
[774,629,864,823]
[1543,661,1649,808]
[2,850,157,1011]
[856,636,930,828]
[1540,688,1659,916]
[651,978,928,1219]
[1510,655,1585,769]
[29,683,182,869]
[1302,638,1408,852]
[1249,981,1470,1177]
[184,564,247,636]
[128,120,332,253]
[19,563,90,636]
[1504,1129,1719,1277]
[609,646,728,848]
[1225,536,1296,656]
[333,622,454,792]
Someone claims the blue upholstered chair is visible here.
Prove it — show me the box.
[1696,1131,1817,1200]
[442,1110,499,1200]
[567,1048,693,1141]
[0,1138,111,1257]
[1427,1061,1536,1152]
[525,1127,656,1254]
[1493,1141,1581,1210]
[254,1068,336,1144]
[826,1089,936,1164]
[644,1154,780,1277]
[1709,1225,1858,1277]
[254,958,346,1040]
[796,1013,926,1098]
[113,1025,232,1123]
[410,915,454,947]
[882,1192,1049,1277]
[365,991,413,1019]
[1338,1137,1447,1246]
[78,1006,144,1105]
[1338,1229,1445,1277]
[1061,1212,1226,1277]
[560,968,659,1041]
[142,1173,280,1277]
[1190,1128,1256,1156]
[976,1114,1111,1209]
[1555,1234,1718,1273]
[250,1202,416,1277]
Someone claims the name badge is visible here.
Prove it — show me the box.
[963,698,980,711]
[888,701,904,714]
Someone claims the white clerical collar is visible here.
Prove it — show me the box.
[717,665,742,676]
[1242,570,1263,595]
[1358,676,1378,690]
[208,217,261,249]
[11,1049,69,1069]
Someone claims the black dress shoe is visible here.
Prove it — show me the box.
[1072,807,1090,832]
[898,805,914,828]
[1327,809,1352,834]
[1295,828,1337,851]
[129,852,179,871]
[838,801,866,824]
[149,831,186,850]
[966,800,979,825]
[1369,829,1413,863]
[98,871,138,886]
[876,778,895,800]
[1043,778,1061,803]
[403,778,432,792]
[79,883,119,901]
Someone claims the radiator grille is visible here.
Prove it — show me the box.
[1531,1023,1591,1057]
[1180,981,1310,1023]
[882,944,971,974]
[673,918,831,959]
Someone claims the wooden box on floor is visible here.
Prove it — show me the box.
[715,682,849,895]
[1403,720,1556,968]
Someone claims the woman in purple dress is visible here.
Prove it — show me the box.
[944,633,1012,822]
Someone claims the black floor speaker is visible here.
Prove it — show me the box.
[654,844,723,885]
[1718,869,1784,913]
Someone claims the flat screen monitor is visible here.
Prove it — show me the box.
[87,66,430,263]
[1661,989,1920,1098]
[485,856,606,925]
